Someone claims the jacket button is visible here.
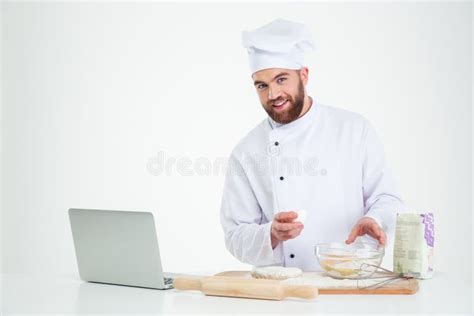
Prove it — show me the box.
[290,254,295,258]
[279,176,284,181]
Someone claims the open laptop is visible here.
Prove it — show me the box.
[68,208,173,290]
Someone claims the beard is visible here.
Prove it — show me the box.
[263,79,305,124]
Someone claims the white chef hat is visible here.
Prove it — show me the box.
[242,18,315,75]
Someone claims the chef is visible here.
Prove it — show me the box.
[220,18,406,271]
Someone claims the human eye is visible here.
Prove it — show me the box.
[277,77,287,84]
[257,84,267,90]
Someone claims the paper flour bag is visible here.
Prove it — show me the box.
[393,213,434,279]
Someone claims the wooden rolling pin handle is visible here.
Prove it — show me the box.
[174,276,318,300]
[283,284,318,299]
[173,277,202,291]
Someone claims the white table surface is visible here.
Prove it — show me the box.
[1,270,472,315]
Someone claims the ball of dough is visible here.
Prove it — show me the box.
[295,209,306,224]
[251,266,303,280]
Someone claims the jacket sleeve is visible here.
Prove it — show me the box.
[361,120,407,235]
[220,150,283,266]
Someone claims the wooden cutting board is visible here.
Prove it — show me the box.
[215,270,419,295]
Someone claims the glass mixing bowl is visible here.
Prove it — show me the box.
[315,242,385,279]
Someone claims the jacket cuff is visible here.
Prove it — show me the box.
[261,221,284,265]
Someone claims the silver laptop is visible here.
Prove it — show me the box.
[69,208,173,290]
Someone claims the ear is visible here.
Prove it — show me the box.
[299,67,309,85]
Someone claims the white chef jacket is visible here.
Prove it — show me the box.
[220,101,406,271]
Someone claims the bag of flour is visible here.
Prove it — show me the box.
[393,213,434,279]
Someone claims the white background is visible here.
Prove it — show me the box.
[1,1,472,292]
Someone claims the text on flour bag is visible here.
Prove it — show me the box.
[393,213,435,279]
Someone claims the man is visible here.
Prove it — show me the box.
[220,18,405,271]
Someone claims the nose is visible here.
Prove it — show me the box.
[268,85,283,101]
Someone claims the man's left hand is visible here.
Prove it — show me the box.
[345,217,386,246]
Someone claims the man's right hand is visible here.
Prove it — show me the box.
[271,211,304,249]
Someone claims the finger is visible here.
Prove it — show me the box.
[345,225,362,244]
[275,211,298,223]
[274,221,302,232]
[292,226,304,238]
[288,225,305,237]
[367,223,386,246]
[282,227,304,239]
[379,230,387,246]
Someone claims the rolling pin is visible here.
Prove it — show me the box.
[173,276,318,300]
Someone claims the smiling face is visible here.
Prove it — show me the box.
[252,67,309,124]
